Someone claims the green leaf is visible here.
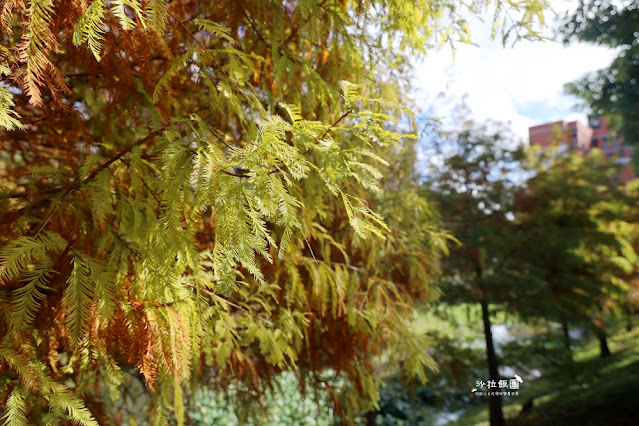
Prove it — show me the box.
[72,0,106,61]
[45,382,98,426]
[11,260,54,329]
[63,251,98,347]
[111,0,137,31]
[193,19,235,43]
[145,0,169,34]
[0,73,23,130]
[2,385,28,426]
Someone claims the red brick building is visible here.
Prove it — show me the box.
[528,117,635,181]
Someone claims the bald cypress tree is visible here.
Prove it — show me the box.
[0,1,548,423]
[514,148,638,359]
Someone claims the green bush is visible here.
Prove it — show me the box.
[189,372,337,425]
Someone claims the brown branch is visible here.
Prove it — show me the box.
[303,258,362,272]
[1,192,30,199]
[120,158,163,207]
[140,176,162,206]
[300,109,352,156]
[263,109,353,177]
[243,11,272,49]
[74,205,144,260]
[182,282,275,326]
[81,128,167,188]
[112,232,143,259]
[33,126,168,237]
[186,146,251,178]
[167,10,252,101]
[168,11,209,55]
[53,238,75,270]
[220,169,251,178]
[211,130,233,150]
[262,110,354,177]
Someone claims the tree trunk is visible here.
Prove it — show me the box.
[481,298,505,426]
[597,328,611,358]
[595,310,611,358]
[364,411,377,426]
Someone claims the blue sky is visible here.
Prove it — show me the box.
[412,0,619,142]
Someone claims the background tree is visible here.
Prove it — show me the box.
[514,147,637,359]
[562,0,639,150]
[0,1,549,424]
[424,118,525,426]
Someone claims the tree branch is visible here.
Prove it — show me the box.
[182,282,274,326]
[33,126,169,237]
[300,109,352,156]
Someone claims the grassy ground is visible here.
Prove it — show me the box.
[449,322,639,426]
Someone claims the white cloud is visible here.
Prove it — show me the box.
[412,0,619,141]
